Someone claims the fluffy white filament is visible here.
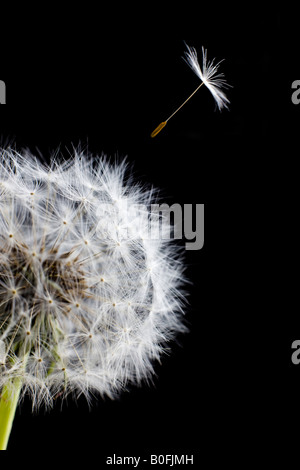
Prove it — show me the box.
[184,44,231,111]
[0,148,186,407]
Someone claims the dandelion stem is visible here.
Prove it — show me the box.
[0,378,22,450]
[165,81,204,122]
[151,81,204,138]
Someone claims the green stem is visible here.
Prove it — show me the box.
[0,378,22,450]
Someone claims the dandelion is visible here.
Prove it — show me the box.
[0,147,187,449]
[151,43,231,138]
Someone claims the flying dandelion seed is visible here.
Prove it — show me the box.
[0,147,187,449]
[151,43,231,138]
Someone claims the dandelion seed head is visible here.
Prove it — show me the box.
[0,147,187,408]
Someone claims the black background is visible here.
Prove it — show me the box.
[1,14,296,466]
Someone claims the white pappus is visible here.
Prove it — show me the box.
[183,43,231,111]
[0,147,187,408]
